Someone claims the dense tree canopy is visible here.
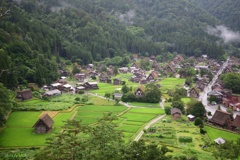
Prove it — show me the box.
[186,99,206,118]
[220,73,240,94]
[0,83,13,126]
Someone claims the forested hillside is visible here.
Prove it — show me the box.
[0,0,240,87]
[193,0,240,31]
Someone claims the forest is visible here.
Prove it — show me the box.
[0,0,240,87]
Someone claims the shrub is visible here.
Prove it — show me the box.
[75,97,81,101]
[78,90,84,94]
[179,136,192,143]
[164,106,171,115]
[200,128,207,134]
[194,117,203,126]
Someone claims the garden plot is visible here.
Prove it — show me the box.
[18,94,82,111]
[142,116,208,151]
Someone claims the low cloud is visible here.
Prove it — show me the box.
[206,25,240,44]
[118,10,136,25]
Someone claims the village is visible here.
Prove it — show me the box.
[2,54,240,159]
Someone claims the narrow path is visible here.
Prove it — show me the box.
[160,99,165,109]
[134,114,166,141]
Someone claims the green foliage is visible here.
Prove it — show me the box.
[200,128,207,135]
[121,92,136,102]
[145,84,161,103]
[179,136,193,143]
[0,83,13,126]
[194,117,203,126]
[171,100,185,114]
[221,73,240,94]
[75,97,80,101]
[121,85,129,94]
[164,106,171,115]
[213,138,240,160]
[187,99,206,118]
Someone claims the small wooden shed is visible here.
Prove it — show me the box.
[33,114,54,133]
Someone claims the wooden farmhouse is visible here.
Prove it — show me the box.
[83,82,99,90]
[173,54,184,64]
[189,87,200,99]
[222,94,240,111]
[146,71,158,82]
[33,114,54,134]
[43,89,61,97]
[113,78,122,85]
[164,64,176,75]
[134,85,145,97]
[209,110,231,128]
[171,108,182,119]
[231,115,240,131]
[16,90,32,101]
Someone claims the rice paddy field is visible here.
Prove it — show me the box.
[0,101,165,148]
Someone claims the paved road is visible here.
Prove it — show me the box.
[198,57,240,118]
[134,114,166,141]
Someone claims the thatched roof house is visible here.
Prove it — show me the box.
[209,110,231,127]
[33,114,54,133]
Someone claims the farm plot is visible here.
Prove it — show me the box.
[18,94,81,111]
[74,105,128,125]
[91,83,122,96]
[142,116,208,151]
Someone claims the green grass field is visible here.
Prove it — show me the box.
[159,78,185,94]
[129,102,160,108]
[205,125,240,141]
[181,98,191,105]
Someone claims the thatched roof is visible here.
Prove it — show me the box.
[232,115,240,128]
[33,114,54,128]
[171,108,182,115]
[210,110,231,126]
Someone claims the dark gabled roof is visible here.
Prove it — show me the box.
[33,114,54,128]
[210,110,231,126]
[232,115,240,128]
[16,90,32,100]
[190,87,199,94]
[171,108,182,115]
[135,85,145,93]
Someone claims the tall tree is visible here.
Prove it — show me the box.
[0,83,13,126]
[145,84,161,103]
